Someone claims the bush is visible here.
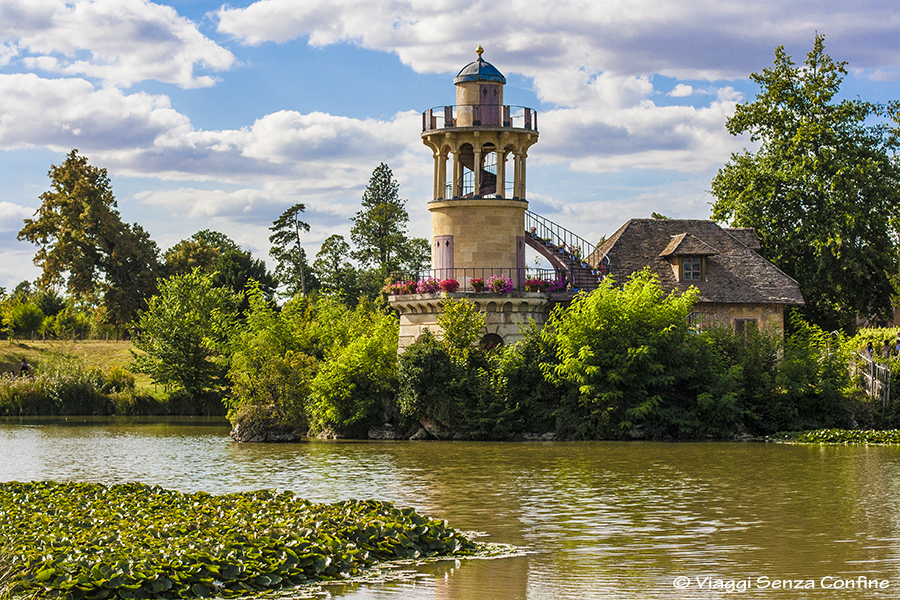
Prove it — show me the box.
[542,269,741,439]
[0,353,153,416]
[4,303,44,337]
[309,300,399,436]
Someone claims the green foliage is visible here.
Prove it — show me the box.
[2,481,478,600]
[226,294,399,437]
[309,301,399,436]
[438,298,485,358]
[313,234,359,298]
[397,329,465,428]
[225,285,318,431]
[791,429,900,444]
[494,324,562,434]
[350,163,410,272]
[18,150,160,327]
[43,306,92,339]
[543,269,739,439]
[0,353,149,416]
[131,269,241,402]
[398,324,558,440]
[269,203,313,296]
[211,249,277,312]
[162,237,219,276]
[710,35,900,332]
[33,289,65,318]
[777,314,854,429]
[4,302,44,337]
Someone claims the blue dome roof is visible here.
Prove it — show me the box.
[454,48,506,85]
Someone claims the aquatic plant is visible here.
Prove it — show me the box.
[792,429,900,444]
[1,481,478,599]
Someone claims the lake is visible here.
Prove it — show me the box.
[2,417,899,599]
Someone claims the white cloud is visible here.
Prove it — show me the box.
[0,74,190,151]
[1,0,235,88]
[668,84,694,97]
[216,0,900,83]
[0,202,35,232]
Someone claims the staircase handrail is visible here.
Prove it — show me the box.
[525,210,608,268]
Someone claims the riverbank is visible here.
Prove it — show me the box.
[1,481,479,599]
[770,428,900,444]
[0,339,156,396]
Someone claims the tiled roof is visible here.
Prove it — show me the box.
[591,219,804,305]
[658,233,719,257]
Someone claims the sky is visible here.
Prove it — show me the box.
[2,0,900,290]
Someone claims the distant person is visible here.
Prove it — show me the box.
[19,358,30,377]
[866,341,874,360]
[882,340,892,359]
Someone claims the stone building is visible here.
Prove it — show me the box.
[591,219,805,332]
[388,50,803,350]
[389,48,603,350]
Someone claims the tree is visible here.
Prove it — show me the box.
[313,234,358,297]
[350,164,410,273]
[710,35,900,332]
[18,150,160,327]
[163,238,220,276]
[164,230,277,309]
[401,237,431,275]
[269,204,311,296]
[131,268,241,399]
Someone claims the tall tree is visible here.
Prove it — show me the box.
[164,230,276,307]
[269,204,311,296]
[710,35,900,332]
[350,163,410,273]
[18,150,160,327]
[313,234,358,297]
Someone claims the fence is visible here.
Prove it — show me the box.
[857,352,892,406]
[388,267,563,294]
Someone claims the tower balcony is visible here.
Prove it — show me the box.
[422,105,538,133]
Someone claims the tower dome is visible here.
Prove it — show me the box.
[454,46,507,84]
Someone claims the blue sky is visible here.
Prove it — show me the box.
[2,0,900,289]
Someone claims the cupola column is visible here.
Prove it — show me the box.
[473,147,483,197]
[432,152,441,200]
[496,149,507,198]
[451,150,461,198]
[438,149,448,200]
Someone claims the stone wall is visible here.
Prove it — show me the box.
[693,302,785,333]
[429,198,527,272]
[390,292,551,351]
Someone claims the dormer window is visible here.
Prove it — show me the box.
[683,257,702,281]
[659,232,718,284]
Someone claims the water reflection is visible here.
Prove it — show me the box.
[2,419,900,599]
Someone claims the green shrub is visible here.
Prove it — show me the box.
[542,269,741,439]
[4,302,44,337]
[0,353,156,416]
[397,329,464,428]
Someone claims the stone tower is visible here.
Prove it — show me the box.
[421,46,539,284]
[389,48,554,350]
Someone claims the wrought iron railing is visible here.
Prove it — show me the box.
[857,352,892,406]
[525,210,609,269]
[422,105,538,132]
[386,267,564,295]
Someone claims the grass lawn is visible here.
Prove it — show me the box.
[0,339,159,397]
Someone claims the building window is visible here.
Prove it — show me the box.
[733,318,758,335]
[687,312,714,331]
[682,257,702,280]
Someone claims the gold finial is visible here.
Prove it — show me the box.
[476,45,484,57]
